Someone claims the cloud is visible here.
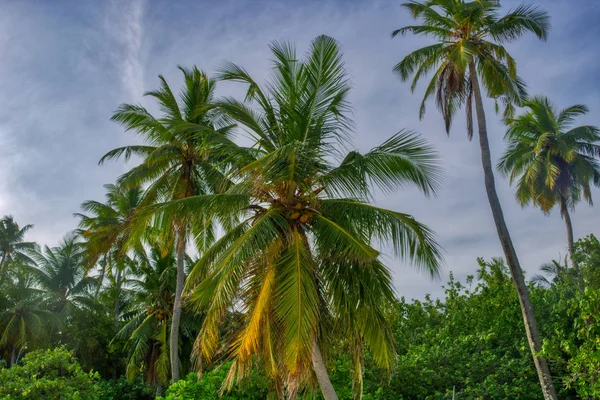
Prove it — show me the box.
[0,0,598,299]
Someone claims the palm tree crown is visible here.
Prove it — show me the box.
[393,0,550,136]
[29,233,97,315]
[0,216,37,275]
[499,96,600,212]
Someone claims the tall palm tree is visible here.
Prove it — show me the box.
[498,96,600,270]
[393,1,556,398]
[101,66,233,382]
[161,36,442,399]
[28,233,97,316]
[0,216,37,278]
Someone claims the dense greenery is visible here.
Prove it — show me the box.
[1,1,599,399]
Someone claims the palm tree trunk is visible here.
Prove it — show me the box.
[0,252,7,282]
[114,267,122,329]
[95,254,108,299]
[170,227,186,382]
[559,196,578,271]
[10,346,17,366]
[311,338,339,400]
[469,63,557,400]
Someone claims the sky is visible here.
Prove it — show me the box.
[0,0,599,300]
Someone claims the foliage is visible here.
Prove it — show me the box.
[393,0,549,135]
[498,96,600,213]
[97,377,154,400]
[159,363,269,400]
[159,34,442,397]
[0,347,101,400]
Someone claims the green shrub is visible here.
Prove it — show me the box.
[98,376,154,400]
[159,362,269,400]
[0,347,101,400]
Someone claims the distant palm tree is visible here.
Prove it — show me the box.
[0,264,60,365]
[0,216,37,278]
[393,1,556,398]
[76,184,145,325]
[499,96,600,270]
[29,233,97,316]
[116,244,198,396]
[102,66,233,382]
[531,257,570,287]
[162,36,442,400]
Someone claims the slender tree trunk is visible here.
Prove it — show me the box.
[0,252,7,283]
[114,267,122,329]
[560,197,578,271]
[10,346,17,366]
[170,227,186,382]
[311,338,338,400]
[95,254,108,299]
[469,63,557,400]
[156,382,164,398]
[112,266,122,381]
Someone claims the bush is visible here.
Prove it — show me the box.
[98,376,154,400]
[0,347,101,400]
[159,362,269,400]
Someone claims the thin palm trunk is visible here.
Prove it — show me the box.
[170,228,186,382]
[114,267,122,329]
[95,254,108,299]
[0,252,7,282]
[311,338,339,400]
[469,63,557,400]
[10,346,17,366]
[559,196,578,271]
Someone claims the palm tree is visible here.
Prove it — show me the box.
[0,216,37,278]
[0,264,60,365]
[393,1,556,398]
[498,96,600,270]
[115,244,194,396]
[28,233,97,316]
[161,36,442,399]
[531,257,569,287]
[101,66,233,382]
[76,184,145,324]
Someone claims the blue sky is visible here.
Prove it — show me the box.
[0,0,599,299]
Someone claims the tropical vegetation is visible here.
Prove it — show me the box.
[1,1,599,399]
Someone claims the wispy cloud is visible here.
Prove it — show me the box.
[104,0,146,100]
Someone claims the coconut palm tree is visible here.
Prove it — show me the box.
[28,233,97,316]
[0,264,60,365]
[0,216,37,278]
[160,36,442,399]
[101,66,233,382]
[498,96,600,270]
[76,184,145,325]
[393,1,556,398]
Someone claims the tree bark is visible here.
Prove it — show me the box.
[10,346,17,366]
[560,196,578,271]
[170,228,186,383]
[114,267,122,329]
[469,63,557,400]
[311,338,339,400]
[0,252,7,283]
